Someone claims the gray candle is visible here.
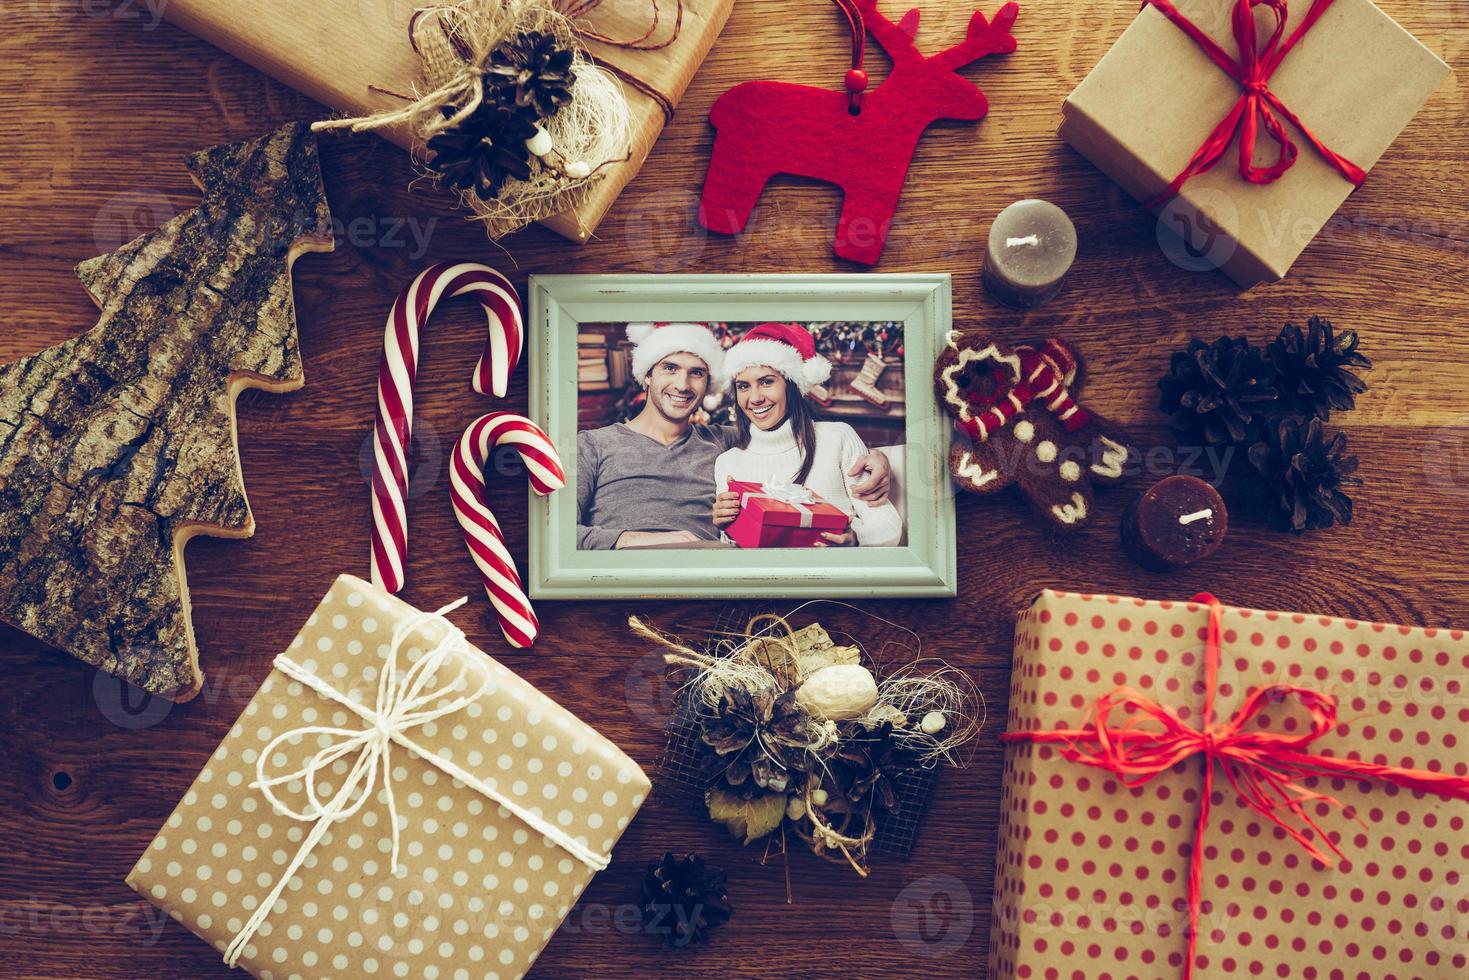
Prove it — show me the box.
[982,199,1078,308]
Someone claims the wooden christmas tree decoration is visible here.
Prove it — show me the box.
[699,0,1019,265]
[0,123,334,701]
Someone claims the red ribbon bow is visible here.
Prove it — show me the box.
[1004,594,1469,979]
[1146,0,1367,204]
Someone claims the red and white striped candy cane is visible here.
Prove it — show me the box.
[450,413,565,648]
[372,262,524,594]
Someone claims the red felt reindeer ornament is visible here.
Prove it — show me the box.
[699,0,1019,265]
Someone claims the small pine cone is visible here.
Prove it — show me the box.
[637,853,732,948]
[485,30,576,119]
[1158,336,1278,447]
[1246,416,1360,533]
[1266,316,1371,422]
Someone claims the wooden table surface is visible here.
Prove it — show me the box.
[2,1,1467,977]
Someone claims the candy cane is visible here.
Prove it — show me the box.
[450,413,565,648]
[372,262,524,595]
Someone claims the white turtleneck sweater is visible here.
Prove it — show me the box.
[714,420,904,547]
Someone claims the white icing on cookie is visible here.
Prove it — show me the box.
[954,451,998,488]
[1051,492,1087,525]
[1090,436,1128,479]
[939,343,1023,427]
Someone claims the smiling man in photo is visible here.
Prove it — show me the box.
[576,322,892,549]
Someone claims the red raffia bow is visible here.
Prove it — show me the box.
[1002,593,1469,979]
[1145,0,1367,205]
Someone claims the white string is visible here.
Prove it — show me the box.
[223,598,609,968]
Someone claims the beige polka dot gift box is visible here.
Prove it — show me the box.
[990,590,1469,980]
[126,574,651,980]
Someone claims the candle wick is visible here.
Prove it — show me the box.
[1005,234,1041,248]
[1179,509,1213,525]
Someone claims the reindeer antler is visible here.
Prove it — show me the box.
[933,1,1019,71]
[851,0,923,64]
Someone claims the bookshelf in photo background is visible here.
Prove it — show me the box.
[576,324,633,431]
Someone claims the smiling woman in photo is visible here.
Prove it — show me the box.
[711,323,903,547]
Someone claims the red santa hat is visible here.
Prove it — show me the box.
[720,322,833,394]
[626,322,727,409]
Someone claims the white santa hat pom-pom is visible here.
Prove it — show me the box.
[626,322,655,344]
[803,355,833,387]
[703,393,723,412]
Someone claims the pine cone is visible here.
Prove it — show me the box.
[830,721,918,814]
[485,31,576,119]
[1266,317,1371,422]
[1158,337,1278,447]
[1246,417,1360,533]
[425,103,536,200]
[700,686,811,794]
[638,853,732,948]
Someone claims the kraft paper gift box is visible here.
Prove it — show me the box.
[160,0,734,243]
[725,479,851,549]
[1058,0,1451,288]
[127,574,651,979]
[990,590,1469,979]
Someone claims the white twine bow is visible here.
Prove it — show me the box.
[224,598,609,968]
[740,479,817,529]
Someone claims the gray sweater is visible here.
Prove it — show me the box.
[577,423,738,549]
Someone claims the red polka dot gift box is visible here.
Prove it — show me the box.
[126,574,650,980]
[990,590,1469,980]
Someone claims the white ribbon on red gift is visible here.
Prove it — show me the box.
[738,478,818,529]
[223,599,610,969]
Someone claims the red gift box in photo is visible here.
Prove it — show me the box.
[725,479,850,548]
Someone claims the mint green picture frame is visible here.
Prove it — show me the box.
[527,274,957,599]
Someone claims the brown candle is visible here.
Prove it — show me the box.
[1121,476,1228,571]
[982,199,1078,308]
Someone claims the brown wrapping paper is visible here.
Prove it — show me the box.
[127,574,651,979]
[161,0,734,243]
[1059,0,1451,288]
[991,590,1469,979]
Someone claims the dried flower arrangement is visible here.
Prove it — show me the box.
[314,0,631,238]
[632,604,981,878]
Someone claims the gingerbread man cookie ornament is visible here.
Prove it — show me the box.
[935,335,1129,529]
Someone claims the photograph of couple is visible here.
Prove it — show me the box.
[576,320,908,550]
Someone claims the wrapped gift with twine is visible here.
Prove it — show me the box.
[1059,0,1451,288]
[990,590,1469,979]
[127,574,650,978]
[161,0,734,243]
